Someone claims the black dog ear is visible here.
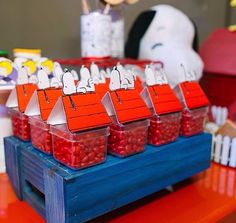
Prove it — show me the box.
[125,10,156,59]
[190,18,199,52]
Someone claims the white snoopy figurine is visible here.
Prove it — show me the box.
[62,69,77,95]
[77,65,95,93]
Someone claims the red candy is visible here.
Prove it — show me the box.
[148,113,180,146]
[108,120,149,158]
[180,107,208,137]
[9,109,30,141]
[30,116,52,154]
[51,126,108,169]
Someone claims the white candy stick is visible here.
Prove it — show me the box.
[103,3,111,15]
[221,136,230,166]
[82,0,90,14]
[229,138,236,168]
[214,134,222,163]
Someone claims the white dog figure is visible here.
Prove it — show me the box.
[62,70,77,95]
[17,66,29,85]
[126,4,203,88]
[37,68,50,89]
[77,66,95,93]
[109,67,121,91]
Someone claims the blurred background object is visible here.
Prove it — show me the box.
[0,0,233,58]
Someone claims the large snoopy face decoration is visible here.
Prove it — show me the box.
[125,4,203,88]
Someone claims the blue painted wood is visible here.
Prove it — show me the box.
[4,133,212,223]
[4,137,30,200]
[44,170,65,223]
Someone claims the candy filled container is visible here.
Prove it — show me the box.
[174,81,209,137]
[29,116,52,154]
[9,108,30,141]
[141,83,182,146]
[180,107,208,137]
[108,120,149,157]
[148,112,181,146]
[51,125,109,170]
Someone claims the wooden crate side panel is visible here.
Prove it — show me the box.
[4,137,23,199]
[63,134,211,223]
[44,168,66,223]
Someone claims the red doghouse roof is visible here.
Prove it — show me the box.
[37,88,62,121]
[110,89,151,124]
[199,28,236,76]
[62,93,111,133]
[178,82,209,109]
[16,84,37,112]
[95,81,109,98]
[147,84,182,115]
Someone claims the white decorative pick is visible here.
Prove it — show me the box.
[87,78,95,92]
[62,69,77,95]
[189,70,196,81]
[125,69,135,89]
[105,67,111,78]
[155,70,164,85]
[109,67,121,91]
[116,63,126,81]
[77,65,95,93]
[37,68,50,89]
[53,62,63,82]
[50,77,60,88]
[145,65,156,86]
[71,69,79,81]
[17,66,29,85]
[160,69,168,84]
[90,62,100,84]
[99,70,106,83]
[29,74,38,84]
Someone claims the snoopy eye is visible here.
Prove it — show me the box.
[151,43,163,50]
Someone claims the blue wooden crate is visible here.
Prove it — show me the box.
[4,137,31,200]
[4,133,212,223]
